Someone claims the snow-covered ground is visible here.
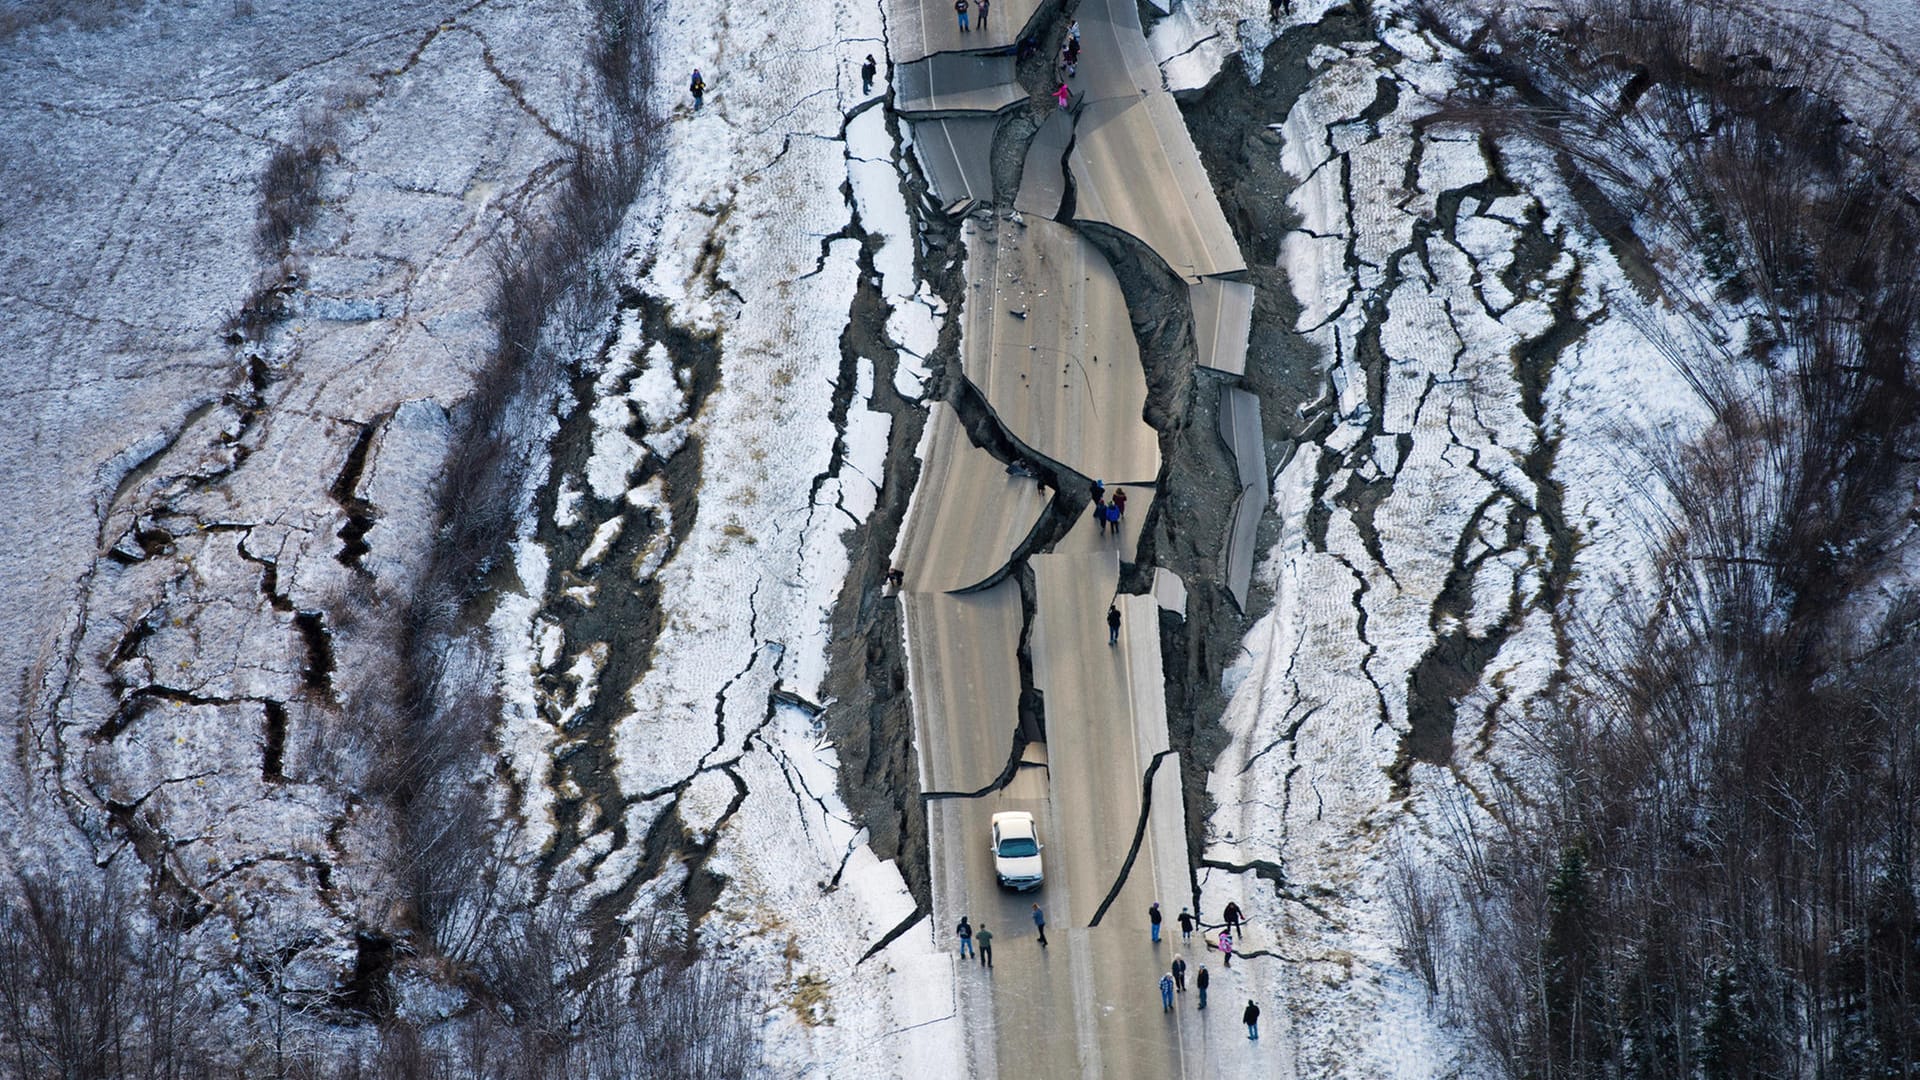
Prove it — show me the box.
[8,0,1917,1071]
[0,0,598,997]
[486,0,957,1068]
[1169,0,1920,1076]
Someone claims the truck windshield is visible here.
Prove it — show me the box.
[998,837,1039,858]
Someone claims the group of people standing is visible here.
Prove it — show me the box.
[955,901,1259,1039]
[953,0,989,33]
[1154,901,1259,1037]
[1091,479,1128,537]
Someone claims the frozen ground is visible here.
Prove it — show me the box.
[7,0,1916,1072]
[491,0,955,1067]
[0,0,597,1004]
[1167,0,1920,1076]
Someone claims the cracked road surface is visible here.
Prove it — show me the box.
[886,0,1045,64]
[1065,0,1246,283]
[962,217,1159,485]
[889,0,1250,1069]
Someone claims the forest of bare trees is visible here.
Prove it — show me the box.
[1413,1,1920,1075]
[0,877,757,1078]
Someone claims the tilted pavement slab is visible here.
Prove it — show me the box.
[904,582,1027,794]
[896,53,1025,117]
[961,216,1160,484]
[895,401,1049,594]
[1014,109,1073,218]
[1190,277,1254,376]
[1070,91,1247,283]
[1027,551,1203,1078]
[1060,0,1243,282]
[912,115,1001,206]
[888,0,1046,65]
[1151,566,1188,616]
[1120,590,1192,971]
[1217,386,1265,611]
[1064,0,1160,103]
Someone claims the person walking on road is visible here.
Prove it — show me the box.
[1244,1000,1261,1039]
[956,915,974,959]
[955,0,969,31]
[1105,503,1120,536]
[1224,901,1244,936]
[1095,500,1109,535]
[1108,604,1121,646]
[1171,953,1188,992]
[1032,903,1048,947]
[1219,929,1233,967]
[1113,487,1128,518]
[1063,36,1080,77]
[1196,965,1210,1009]
[1160,971,1175,1012]
[1149,901,1164,943]
[976,0,989,32]
[689,69,706,109]
[861,54,877,94]
[1054,82,1072,109]
[977,924,993,968]
[1178,907,1194,942]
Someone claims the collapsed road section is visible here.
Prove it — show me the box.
[884,0,1266,1070]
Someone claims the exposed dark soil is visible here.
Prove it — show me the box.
[1141,10,1371,876]
[818,100,974,911]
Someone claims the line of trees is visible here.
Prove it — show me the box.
[1404,1,1920,1076]
[0,877,759,1078]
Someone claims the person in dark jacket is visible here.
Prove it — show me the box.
[1178,907,1195,941]
[1244,1000,1261,1039]
[1223,901,1243,934]
[977,924,993,968]
[690,69,706,109]
[1108,604,1121,646]
[1031,903,1048,947]
[1171,953,1188,991]
[1196,965,1210,1009]
[1149,901,1163,943]
[957,915,974,959]
[861,54,877,94]
[954,0,969,31]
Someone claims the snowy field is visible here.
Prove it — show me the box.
[4,0,1917,1072]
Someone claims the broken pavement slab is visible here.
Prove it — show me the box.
[1027,552,1201,1077]
[1070,92,1247,282]
[910,115,1000,204]
[1151,566,1188,616]
[894,401,1050,593]
[903,581,1028,793]
[1218,385,1265,611]
[894,53,1026,117]
[1065,0,1162,101]
[1191,276,1254,376]
[961,217,1160,484]
[886,0,1046,65]
[1013,109,1073,219]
